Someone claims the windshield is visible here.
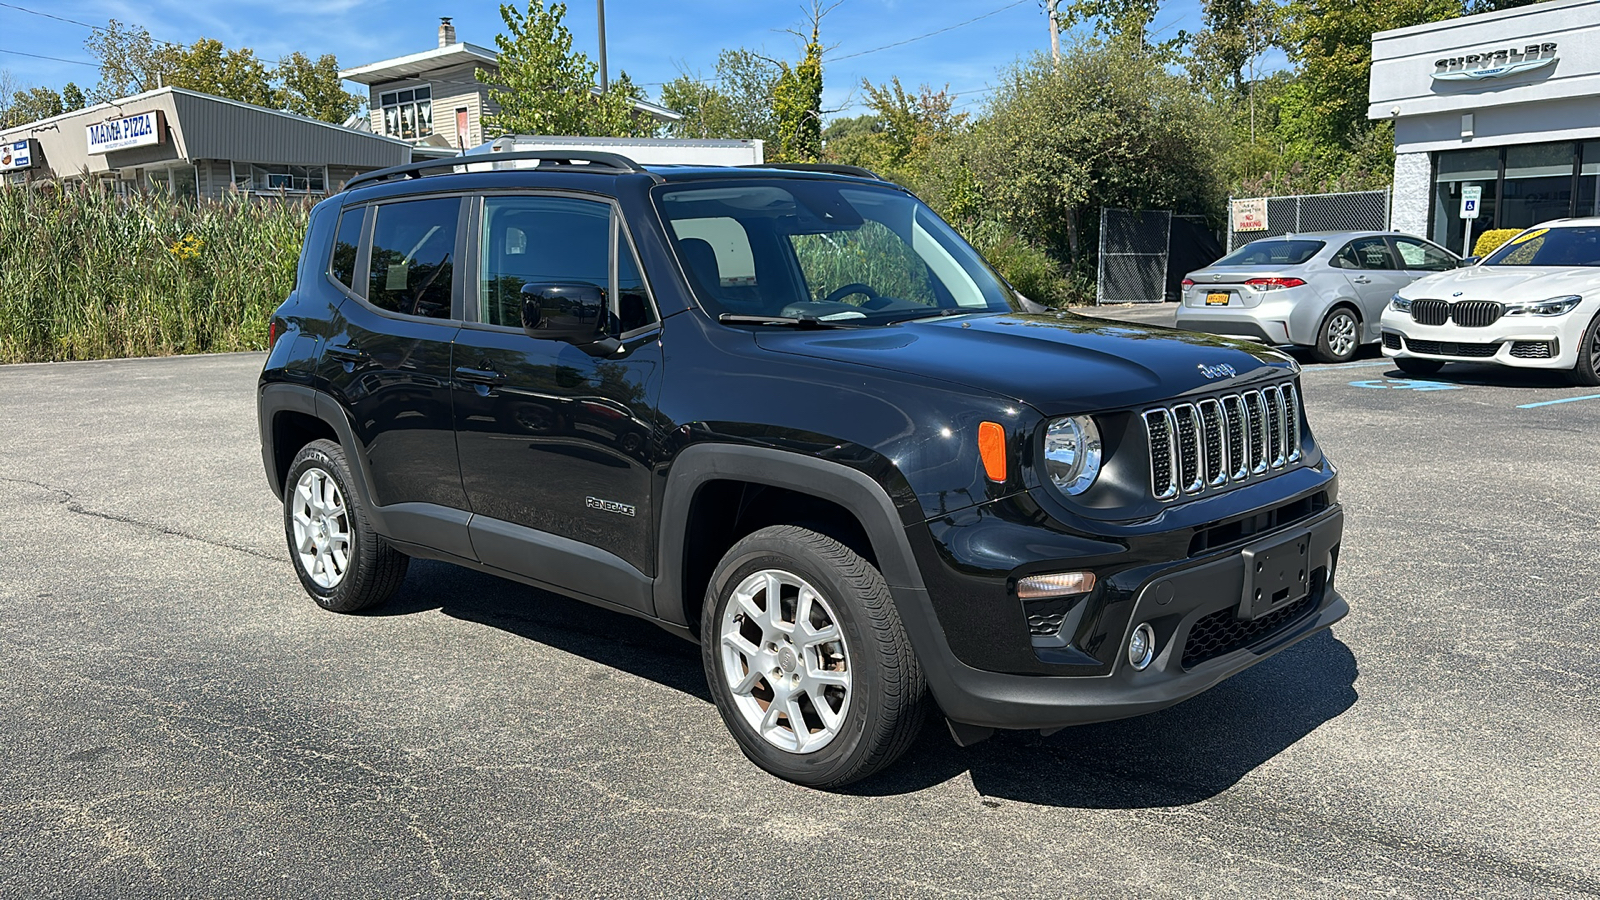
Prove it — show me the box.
[1212,239,1325,267]
[1482,226,1600,266]
[653,179,1019,324]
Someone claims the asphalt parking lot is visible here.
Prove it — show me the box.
[2,320,1598,898]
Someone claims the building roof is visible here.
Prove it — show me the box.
[339,43,499,85]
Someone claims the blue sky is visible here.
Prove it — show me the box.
[0,0,1213,119]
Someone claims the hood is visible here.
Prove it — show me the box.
[753,312,1293,416]
[1403,265,1600,302]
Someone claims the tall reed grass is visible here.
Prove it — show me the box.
[0,185,311,364]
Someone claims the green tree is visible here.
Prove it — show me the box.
[61,82,86,112]
[276,52,363,123]
[155,38,275,107]
[481,0,654,138]
[824,79,967,184]
[3,86,64,127]
[1186,0,1278,96]
[772,19,825,162]
[660,49,781,142]
[84,19,162,101]
[1053,0,1186,56]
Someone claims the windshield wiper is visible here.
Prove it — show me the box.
[716,313,852,329]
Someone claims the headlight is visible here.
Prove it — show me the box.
[1389,294,1412,313]
[1503,295,1582,317]
[1044,416,1102,495]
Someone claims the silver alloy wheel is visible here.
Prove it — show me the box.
[1326,312,1358,359]
[1590,322,1600,371]
[719,569,853,754]
[291,468,351,589]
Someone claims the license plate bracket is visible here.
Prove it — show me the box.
[1239,532,1310,620]
[1205,291,1229,306]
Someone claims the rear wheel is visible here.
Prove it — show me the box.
[701,525,927,788]
[284,439,408,613]
[1312,307,1361,363]
[1569,313,1600,387]
[1395,357,1444,377]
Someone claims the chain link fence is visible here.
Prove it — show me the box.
[1227,190,1390,251]
[1097,208,1171,304]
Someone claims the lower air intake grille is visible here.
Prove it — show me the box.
[1510,340,1553,359]
[1024,596,1073,637]
[1382,331,1402,350]
[1403,338,1500,358]
[1181,575,1322,669]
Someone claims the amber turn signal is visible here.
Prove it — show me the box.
[978,421,1006,482]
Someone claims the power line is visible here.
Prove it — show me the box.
[832,0,1031,61]
[0,47,99,67]
[0,1,98,31]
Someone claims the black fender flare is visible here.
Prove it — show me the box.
[257,383,381,524]
[653,444,929,632]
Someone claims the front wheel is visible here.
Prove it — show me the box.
[701,525,927,788]
[1312,307,1361,363]
[1569,313,1600,387]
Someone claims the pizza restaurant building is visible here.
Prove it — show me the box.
[1370,0,1600,255]
[0,86,418,198]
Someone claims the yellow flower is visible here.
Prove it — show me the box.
[167,234,203,261]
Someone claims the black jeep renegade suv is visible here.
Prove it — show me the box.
[258,151,1347,787]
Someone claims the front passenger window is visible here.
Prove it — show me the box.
[1393,237,1456,271]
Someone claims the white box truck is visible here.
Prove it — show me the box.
[467,135,764,166]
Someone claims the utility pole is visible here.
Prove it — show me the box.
[1046,0,1061,64]
[597,0,609,91]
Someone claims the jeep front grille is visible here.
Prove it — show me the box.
[1143,382,1302,501]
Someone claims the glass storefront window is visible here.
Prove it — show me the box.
[231,163,328,194]
[1579,142,1600,220]
[1501,143,1575,232]
[1432,148,1498,254]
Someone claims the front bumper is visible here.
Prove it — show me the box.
[900,506,1346,731]
[1379,308,1580,369]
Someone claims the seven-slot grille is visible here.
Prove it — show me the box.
[1410,299,1504,327]
[1143,383,1302,501]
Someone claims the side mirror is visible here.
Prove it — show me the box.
[1458,256,1480,267]
[521,282,609,346]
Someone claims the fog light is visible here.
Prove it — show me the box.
[1016,571,1096,600]
[1127,623,1156,670]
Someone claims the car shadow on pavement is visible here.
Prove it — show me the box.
[845,630,1359,807]
[376,560,1357,809]
[375,559,714,703]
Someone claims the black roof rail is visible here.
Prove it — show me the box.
[343,150,656,193]
[739,162,887,181]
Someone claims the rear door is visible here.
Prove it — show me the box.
[316,196,469,519]
[451,192,664,612]
[1333,236,1411,340]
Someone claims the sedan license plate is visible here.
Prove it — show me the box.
[1205,291,1229,306]
[1239,532,1310,621]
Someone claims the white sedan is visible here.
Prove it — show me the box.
[1382,219,1600,385]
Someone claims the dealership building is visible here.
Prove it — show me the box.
[0,86,426,197]
[1371,0,1600,254]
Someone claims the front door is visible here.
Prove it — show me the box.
[452,194,664,611]
[1334,236,1411,340]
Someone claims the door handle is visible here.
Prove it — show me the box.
[1352,276,1372,284]
[326,343,368,363]
[455,366,507,386]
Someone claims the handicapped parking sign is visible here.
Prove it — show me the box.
[1350,378,1461,391]
[1460,185,1482,220]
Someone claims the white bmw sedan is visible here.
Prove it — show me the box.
[1382,220,1600,385]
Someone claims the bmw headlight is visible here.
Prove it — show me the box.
[1503,295,1582,317]
[1044,416,1103,495]
[1389,294,1412,313]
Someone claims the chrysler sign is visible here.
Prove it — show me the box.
[86,110,166,154]
[1433,42,1557,81]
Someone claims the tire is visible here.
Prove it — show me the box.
[1312,307,1361,363]
[1395,357,1444,377]
[1569,313,1600,387]
[700,525,927,788]
[283,439,408,613]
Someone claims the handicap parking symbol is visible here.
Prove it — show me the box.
[1349,378,1461,392]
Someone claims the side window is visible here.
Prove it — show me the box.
[614,220,658,333]
[1393,237,1455,271]
[330,207,363,289]
[368,198,459,318]
[1337,237,1396,271]
[479,196,611,328]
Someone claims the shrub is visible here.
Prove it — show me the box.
[1472,228,1522,258]
[0,184,309,364]
[959,219,1078,307]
